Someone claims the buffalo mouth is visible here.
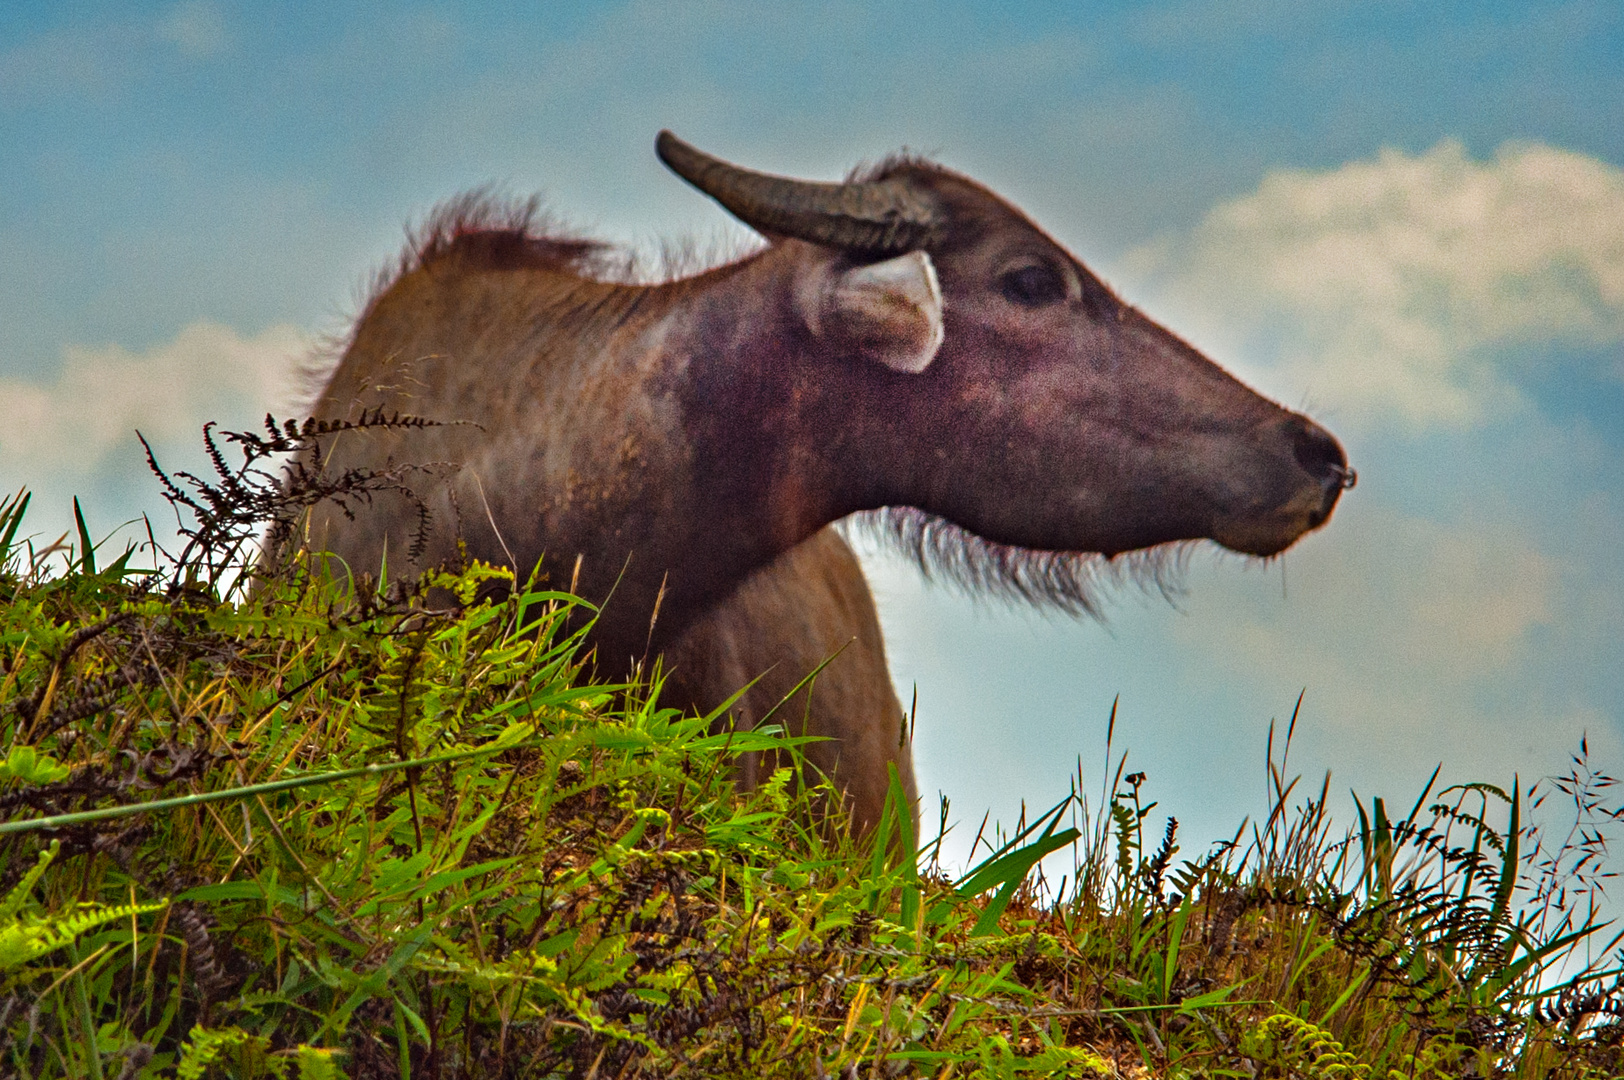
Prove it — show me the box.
[1205,414,1353,556]
[1212,466,1353,558]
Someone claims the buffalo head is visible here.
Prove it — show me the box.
[657,132,1352,610]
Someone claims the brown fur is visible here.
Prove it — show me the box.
[291,147,1350,837]
[662,529,912,825]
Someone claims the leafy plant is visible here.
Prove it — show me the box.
[0,421,1619,1078]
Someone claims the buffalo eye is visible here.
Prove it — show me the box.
[999,263,1068,308]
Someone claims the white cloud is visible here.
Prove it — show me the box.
[0,321,305,479]
[1126,140,1624,428]
[1213,503,1555,680]
[0,321,306,565]
[1151,490,1617,795]
[158,2,230,59]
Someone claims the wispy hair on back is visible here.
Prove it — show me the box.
[399,189,614,279]
[296,190,634,415]
[401,187,769,287]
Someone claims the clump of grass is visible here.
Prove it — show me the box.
[1037,700,1624,1077]
[0,425,1620,1078]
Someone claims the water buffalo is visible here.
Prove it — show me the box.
[296,131,1352,833]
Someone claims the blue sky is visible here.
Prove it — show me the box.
[4,1,1622,868]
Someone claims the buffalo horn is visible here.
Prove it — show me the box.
[656,130,941,254]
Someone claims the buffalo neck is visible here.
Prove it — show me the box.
[562,247,891,672]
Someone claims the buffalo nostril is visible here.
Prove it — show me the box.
[1290,420,1348,485]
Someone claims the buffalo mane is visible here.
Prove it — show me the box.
[399,189,616,279]
[846,507,1192,618]
[296,190,634,415]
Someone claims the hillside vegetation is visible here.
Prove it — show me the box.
[0,420,1620,1078]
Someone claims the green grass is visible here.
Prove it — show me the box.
[0,427,1621,1078]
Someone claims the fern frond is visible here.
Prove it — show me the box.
[0,898,168,970]
[0,840,58,920]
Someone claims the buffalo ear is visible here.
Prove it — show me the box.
[820,251,944,374]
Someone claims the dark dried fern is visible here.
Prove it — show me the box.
[141,410,459,596]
